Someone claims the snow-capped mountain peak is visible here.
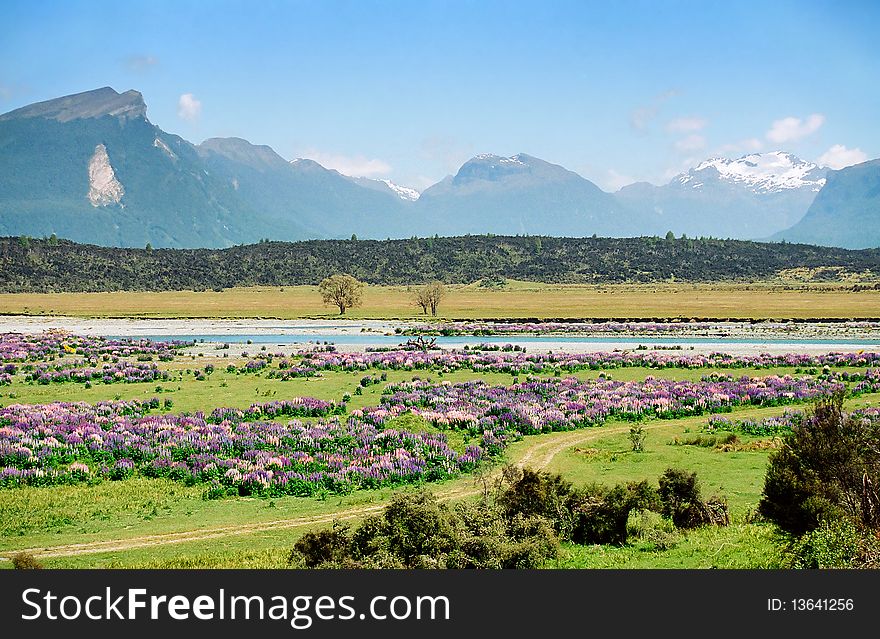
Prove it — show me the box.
[471,153,526,166]
[678,151,826,193]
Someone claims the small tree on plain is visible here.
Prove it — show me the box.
[411,286,431,314]
[427,281,445,316]
[318,274,364,315]
[629,424,646,452]
[411,281,446,316]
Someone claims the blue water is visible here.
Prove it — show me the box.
[114,333,880,347]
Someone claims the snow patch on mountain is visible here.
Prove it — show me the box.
[380,179,420,201]
[87,144,124,207]
[473,153,526,166]
[153,137,177,160]
[679,151,826,193]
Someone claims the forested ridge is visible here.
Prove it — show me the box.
[1,235,878,292]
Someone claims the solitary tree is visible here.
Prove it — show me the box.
[318,274,364,314]
[411,281,446,316]
[412,286,430,314]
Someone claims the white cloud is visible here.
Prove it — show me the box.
[177,93,202,121]
[675,134,707,153]
[603,169,637,192]
[302,150,392,178]
[667,117,707,133]
[817,144,868,170]
[766,113,825,144]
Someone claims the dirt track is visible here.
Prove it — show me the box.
[4,422,661,560]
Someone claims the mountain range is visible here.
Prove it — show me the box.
[0,87,877,248]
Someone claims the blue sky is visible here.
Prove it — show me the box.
[1,0,878,190]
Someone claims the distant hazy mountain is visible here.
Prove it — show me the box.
[617,152,827,239]
[197,138,410,239]
[0,87,874,248]
[412,153,645,237]
[772,159,880,249]
[0,88,411,247]
[0,87,148,122]
[0,87,271,248]
[347,176,421,201]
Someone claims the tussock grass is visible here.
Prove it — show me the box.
[1,281,878,319]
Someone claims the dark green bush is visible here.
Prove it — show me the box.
[570,480,660,545]
[290,488,558,569]
[759,392,880,536]
[291,522,354,568]
[289,466,729,568]
[497,468,575,534]
[659,468,708,529]
[380,490,459,566]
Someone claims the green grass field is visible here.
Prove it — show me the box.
[1,280,879,319]
[2,353,877,569]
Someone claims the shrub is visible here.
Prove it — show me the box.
[497,468,575,535]
[291,522,354,568]
[570,480,660,545]
[498,527,559,568]
[787,518,861,569]
[626,509,680,550]
[445,503,551,569]
[759,392,880,536]
[11,552,43,569]
[289,466,730,568]
[290,486,559,569]
[659,468,707,529]
[380,490,459,566]
[629,424,646,452]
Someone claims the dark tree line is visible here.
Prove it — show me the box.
[0,234,878,292]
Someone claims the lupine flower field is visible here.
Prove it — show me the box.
[1,330,879,502]
[0,399,480,496]
[702,406,880,436]
[0,370,867,494]
[290,348,880,377]
[0,331,192,362]
[0,326,879,570]
[399,321,880,337]
[0,333,880,497]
